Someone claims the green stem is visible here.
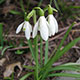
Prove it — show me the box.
[33,10,39,80]
[34,36,39,80]
[40,37,43,66]
[44,40,48,65]
[27,40,36,62]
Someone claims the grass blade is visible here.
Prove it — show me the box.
[1,46,12,56]
[10,10,23,16]
[23,65,35,70]
[27,40,36,62]
[41,37,80,80]
[56,22,75,54]
[20,0,25,13]
[20,72,33,80]
[0,23,3,46]
[48,73,80,78]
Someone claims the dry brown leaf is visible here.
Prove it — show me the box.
[0,58,6,66]
[4,62,22,78]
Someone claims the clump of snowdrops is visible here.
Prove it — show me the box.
[15,4,80,80]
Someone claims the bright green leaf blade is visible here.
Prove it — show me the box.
[48,73,80,78]
[10,10,23,16]
[23,65,35,70]
[56,22,75,54]
[20,72,33,80]
[53,0,60,12]
[0,23,3,46]
[0,0,5,4]
[20,0,25,13]
[50,66,80,72]
[50,63,80,71]
[41,37,80,80]
[48,37,80,69]
[1,46,12,56]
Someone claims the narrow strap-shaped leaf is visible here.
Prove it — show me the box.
[45,37,80,70]
[20,72,33,80]
[20,0,25,13]
[10,10,23,16]
[23,65,35,70]
[27,40,36,62]
[50,66,80,72]
[41,37,80,80]
[0,23,3,46]
[48,73,80,78]
[56,22,75,54]
[1,46,12,56]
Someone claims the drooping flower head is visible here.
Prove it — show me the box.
[16,21,32,40]
[47,5,58,36]
[32,7,49,41]
[16,10,35,40]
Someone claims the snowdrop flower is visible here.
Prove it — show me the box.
[47,5,58,36]
[32,7,49,41]
[16,21,32,40]
[48,14,58,35]
[32,16,49,41]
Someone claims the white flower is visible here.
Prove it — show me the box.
[16,21,32,40]
[47,14,58,36]
[32,16,49,41]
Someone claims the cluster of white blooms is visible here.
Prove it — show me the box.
[16,6,58,41]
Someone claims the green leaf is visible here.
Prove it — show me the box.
[41,37,80,80]
[20,0,25,13]
[1,46,12,56]
[20,72,33,80]
[56,22,75,54]
[53,0,60,12]
[23,65,35,70]
[0,0,5,4]
[0,23,3,46]
[10,10,23,16]
[49,63,80,72]
[0,46,3,50]
[50,65,80,72]
[15,50,24,54]
[48,73,80,78]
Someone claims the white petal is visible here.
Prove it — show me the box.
[24,22,31,40]
[39,16,49,41]
[32,20,39,38]
[51,15,58,33]
[46,21,52,36]
[16,22,24,34]
[28,22,32,32]
[48,15,56,35]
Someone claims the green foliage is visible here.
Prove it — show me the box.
[0,23,3,46]
[54,0,80,21]
[15,50,24,54]
[1,46,12,56]
[0,0,5,4]
[20,22,80,80]
[20,72,33,80]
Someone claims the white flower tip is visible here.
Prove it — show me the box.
[16,30,19,34]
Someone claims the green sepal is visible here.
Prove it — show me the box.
[34,7,44,16]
